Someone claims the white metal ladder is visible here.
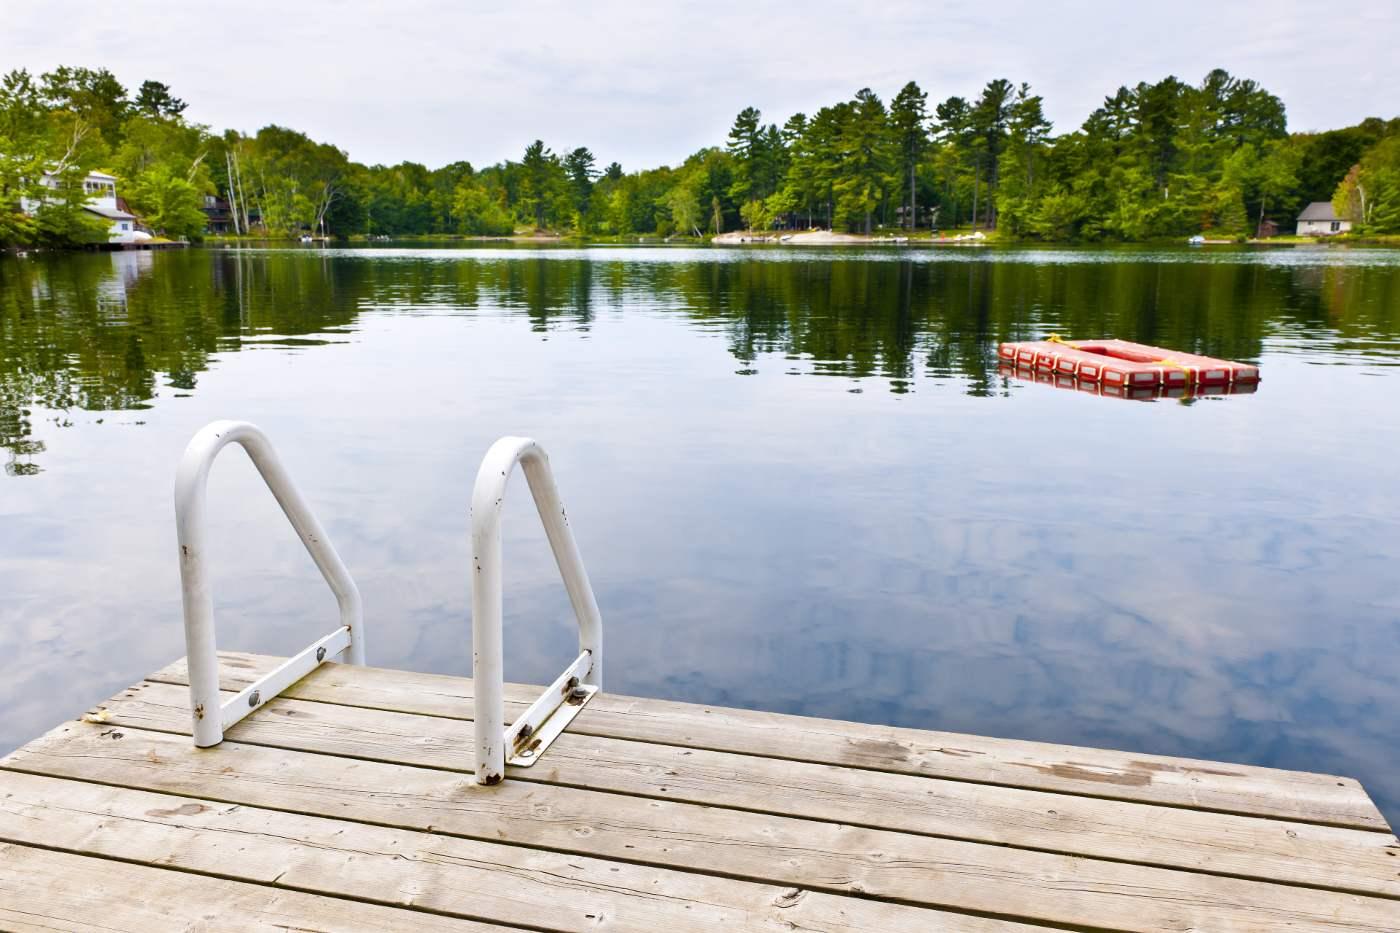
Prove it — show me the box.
[175,422,603,787]
[470,437,602,785]
[175,421,366,748]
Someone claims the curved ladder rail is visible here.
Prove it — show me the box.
[471,437,603,785]
[175,420,366,747]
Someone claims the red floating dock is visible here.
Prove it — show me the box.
[998,363,1259,401]
[997,337,1259,389]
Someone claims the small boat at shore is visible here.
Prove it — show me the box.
[998,337,1259,389]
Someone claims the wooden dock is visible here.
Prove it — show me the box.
[1,651,1395,931]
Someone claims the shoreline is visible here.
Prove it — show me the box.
[13,232,1397,255]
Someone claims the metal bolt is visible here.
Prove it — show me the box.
[248,690,260,707]
[517,723,534,740]
[569,686,589,702]
[565,676,580,691]
[316,646,326,662]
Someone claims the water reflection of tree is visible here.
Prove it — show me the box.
[0,249,362,472]
[3,249,1397,473]
[648,256,1285,393]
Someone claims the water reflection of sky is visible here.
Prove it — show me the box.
[1,247,1397,829]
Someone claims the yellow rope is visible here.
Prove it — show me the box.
[1154,357,1195,383]
[1047,334,1197,385]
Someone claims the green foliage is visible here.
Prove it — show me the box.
[1027,187,1089,239]
[4,62,1396,246]
[661,174,702,235]
[1335,136,1400,233]
[134,80,186,119]
[1222,140,1300,235]
[890,82,929,229]
[126,165,206,238]
[0,70,50,246]
[739,198,770,230]
[451,177,514,235]
[518,139,569,229]
[563,147,597,229]
[39,66,130,151]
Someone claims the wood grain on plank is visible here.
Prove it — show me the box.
[96,678,1400,899]
[5,722,1397,933]
[0,770,1025,933]
[0,840,510,933]
[149,651,1387,830]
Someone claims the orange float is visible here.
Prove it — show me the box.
[997,337,1259,389]
[997,363,1258,401]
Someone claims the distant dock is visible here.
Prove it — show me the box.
[0,649,1395,931]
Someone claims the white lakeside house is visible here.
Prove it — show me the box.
[21,169,146,244]
[1296,201,1352,237]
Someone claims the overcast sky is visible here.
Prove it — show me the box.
[5,1,1397,171]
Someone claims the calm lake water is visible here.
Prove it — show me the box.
[2,243,1398,825]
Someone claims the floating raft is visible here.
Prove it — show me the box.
[0,651,1396,931]
[999,363,1260,401]
[999,337,1260,389]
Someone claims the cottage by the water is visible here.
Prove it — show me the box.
[21,169,145,244]
[1296,201,1351,236]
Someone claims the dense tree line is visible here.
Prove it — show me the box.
[3,65,1398,247]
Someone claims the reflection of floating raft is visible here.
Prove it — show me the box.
[998,337,1259,389]
[998,363,1258,401]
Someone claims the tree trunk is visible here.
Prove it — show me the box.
[971,161,980,231]
[234,151,250,233]
[989,158,999,229]
[908,162,916,231]
[225,152,240,235]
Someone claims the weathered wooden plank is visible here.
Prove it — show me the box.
[0,770,1020,933]
[99,678,1400,899]
[149,652,1388,830]
[6,722,1396,932]
[0,840,509,933]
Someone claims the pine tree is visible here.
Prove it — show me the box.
[889,81,928,230]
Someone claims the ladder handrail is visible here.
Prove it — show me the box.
[471,436,603,785]
[175,420,365,747]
